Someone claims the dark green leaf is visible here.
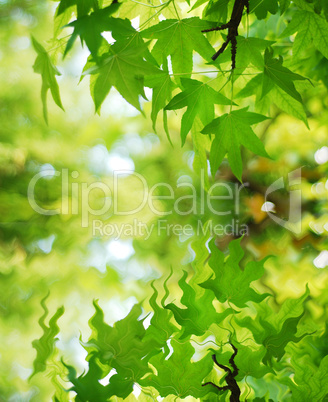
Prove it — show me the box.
[262,48,306,103]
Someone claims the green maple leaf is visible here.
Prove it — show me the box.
[236,286,312,365]
[280,10,328,60]
[201,108,269,180]
[269,86,309,127]
[165,78,232,145]
[235,36,273,71]
[204,0,231,20]
[234,345,273,380]
[236,74,309,126]
[64,353,137,400]
[199,238,270,308]
[236,74,263,99]
[32,37,64,123]
[141,339,213,398]
[249,0,278,19]
[260,313,311,365]
[57,0,99,17]
[284,353,328,401]
[85,302,154,382]
[63,4,120,58]
[145,64,175,138]
[86,40,160,112]
[142,17,217,76]
[262,48,306,103]
[63,355,112,401]
[279,0,291,14]
[30,294,64,377]
[143,281,177,352]
[165,270,236,339]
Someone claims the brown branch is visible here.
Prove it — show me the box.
[202,0,249,69]
[202,343,241,402]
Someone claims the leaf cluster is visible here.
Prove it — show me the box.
[32,0,328,180]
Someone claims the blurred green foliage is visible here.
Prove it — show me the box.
[1,0,328,400]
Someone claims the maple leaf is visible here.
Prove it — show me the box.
[57,0,99,17]
[249,0,278,19]
[235,36,273,71]
[165,270,236,339]
[262,48,306,103]
[279,0,291,14]
[30,293,64,377]
[236,286,312,365]
[63,355,112,401]
[141,339,213,398]
[269,86,309,127]
[63,4,120,58]
[143,281,177,352]
[236,74,309,127]
[234,345,273,380]
[199,238,271,308]
[31,37,64,124]
[165,78,232,145]
[260,313,312,365]
[202,108,269,180]
[203,0,231,20]
[142,17,217,76]
[85,40,160,112]
[280,10,328,60]
[145,64,175,138]
[84,302,154,388]
[284,353,328,401]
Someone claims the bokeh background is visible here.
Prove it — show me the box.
[1,0,328,400]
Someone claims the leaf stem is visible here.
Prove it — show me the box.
[130,0,170,8]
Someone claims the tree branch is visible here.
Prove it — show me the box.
[202,343,241,402]
[202,0,249,69]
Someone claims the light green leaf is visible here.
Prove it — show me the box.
[199,238,271,307]
[285,353,328,401]
[142,18,217,76]
[236,74,263,99]
[165,78,232,145]
[236,286,312,365]
[141,339,213,398]
[143,281,177,352]
[269,87,309,127]
[30,294,64,377]
[235,344,273,380]
[85,302,153,383]
[145,66,174,136]
[32,37,64,123]
[235,36,273,71]
[192,123,211,191]
[204,0,231,20]
[202,108,269,180]
[280,11,328,59]
[165,270,236,339]
[87,40,160,112]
